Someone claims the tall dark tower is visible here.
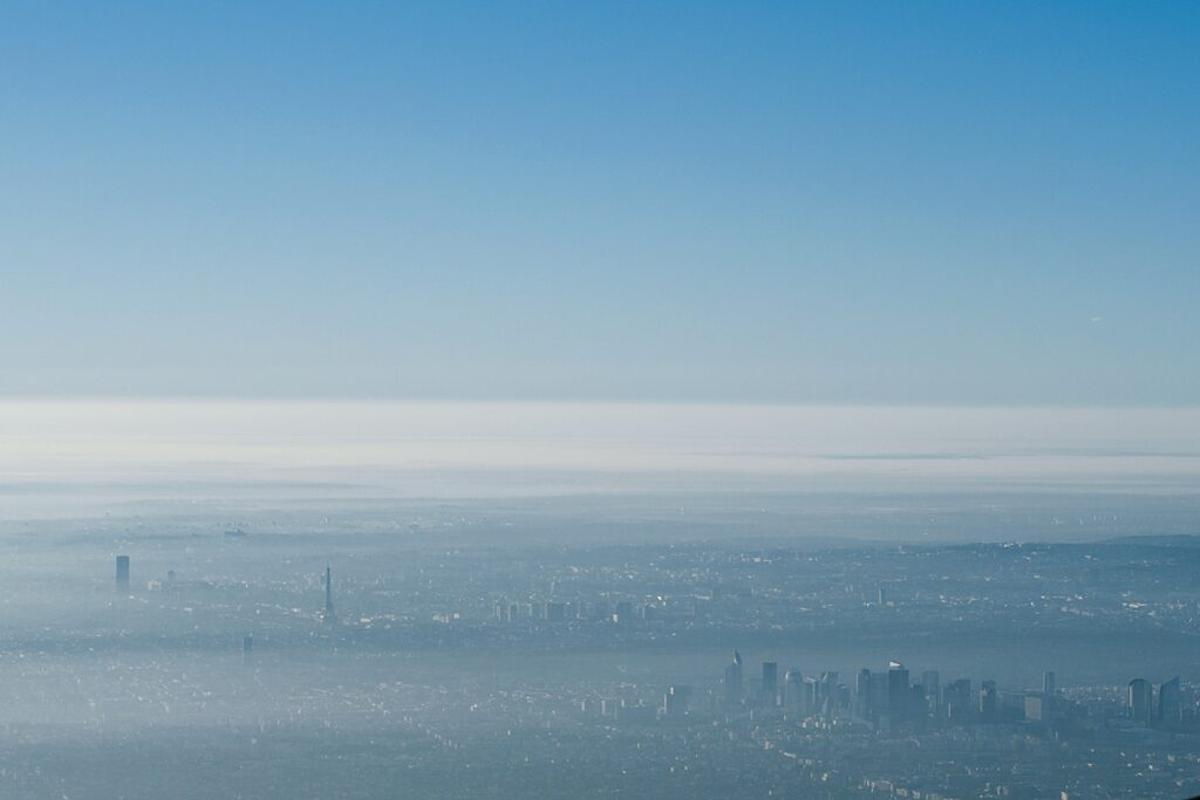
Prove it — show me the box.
[724,650,744,707]
[322,565,335,622]
[761,661,779,706]
[115,555,130,591]
[1042,671,1056,716]
[887,660,910,728]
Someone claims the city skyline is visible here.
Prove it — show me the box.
[2,3,1197,798]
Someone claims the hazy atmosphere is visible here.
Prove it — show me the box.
[2,2,1198,799]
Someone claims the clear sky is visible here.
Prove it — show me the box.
[2,1,1196,403]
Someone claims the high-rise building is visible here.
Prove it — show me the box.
[819,671,839,719]
[115,555,130,591]
[856,669,873,720]
[784,668,805,714]
[761,661,779,706]
[724,651,744,707]
[1128,678,1152,724]
[944,678,972,723]
[909,684,928,728]
[242,634,254,664]
[1158,676,1181,727]
[323,565,336,622]
[870,671,889,723]
[979,680,998,723]
[1042,671,1056,716]
[887,661,910,728]
[922,670,941,718]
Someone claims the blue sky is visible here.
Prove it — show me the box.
[1,1,1196,403]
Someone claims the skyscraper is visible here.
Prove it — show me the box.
[761,661,779,706]
[856,668,873,720]
[887,661,910,728]
[724,651,744,707]
[922,670,941,718]
[784,668,805,714]
[115,555,130,591]
[1042,671,1056,717]
[819,671,839,719]
[1158,676,1181,728]
[323,565,335,623]
[944,678,972,723]
[979,680,998,723]
[1128,678,1152,724]
[242,634,254,664]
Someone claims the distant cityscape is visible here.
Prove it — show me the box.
[84,526,1200,800]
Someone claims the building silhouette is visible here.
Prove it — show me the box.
[819,671,838,719]
[723,651,744,707]
[978,680,998,723]
[1128,678,1153,724]
[922,670,941,718]
[1158,676,1181,727]
[887,661,909,729]
[784,668,806,714]
[322,565,336,623]
[761,661,778,706]
[115,555,130,591]
[856,669,873,720]
[1042,671,1056,716]
[944,678,972,723]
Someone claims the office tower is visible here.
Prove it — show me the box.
[115,555,130,591]
[944,678,972,723]
[1042,671,1056,715]
[922,670,941,718]
[242,634,254,664]
[761,661,779,706]
[1158,676,1181,727]
[784,668,805,713]
[323,565,335,622]
[887,661,910,728]
[820,671,838,719]
[802,676,820,715]
[870,671,889,722]
[877,586,888,605]
[856,669,873,720]
[979,680,998,723]
[724,651,744,707]
[1128,678,1152,724]
[908,684,928,728]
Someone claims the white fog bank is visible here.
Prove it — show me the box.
[1,402,1198,519]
